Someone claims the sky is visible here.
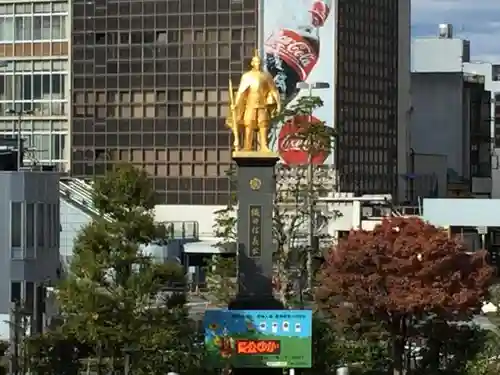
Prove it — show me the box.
[412,0,500,63]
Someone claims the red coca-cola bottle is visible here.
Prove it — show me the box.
[264,0,331,104]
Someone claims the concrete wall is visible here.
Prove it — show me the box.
[0,171,60,339]
[411,38,469,73]
[0,172,60,285]
[410,72,466,178]
[423,198,500,227]
[412,153,447,198]
[0,175,12,320]
[60,199,92,268]
[397,0,411,202]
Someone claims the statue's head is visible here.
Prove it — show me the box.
[250,49,261,70]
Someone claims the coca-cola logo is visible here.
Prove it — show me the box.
[278,36,316,64]
[278,115,330,165]
[280,134,326,152]
[265,29,318,81]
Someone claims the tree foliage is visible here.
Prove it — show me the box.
[26,330,88,375]
[308,314,389,375]
[270,95,336,154]
[204,255,237,306]
[317,217,494,375]
[464,330,500,375]
[51,164,199,375]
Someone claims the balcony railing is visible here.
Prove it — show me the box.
[59,178,113,222]
[60,179,200,241]
[164,221,199,240]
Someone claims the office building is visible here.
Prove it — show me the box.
[411,27,492,198]
[0,0,70,171]
[71,0,251,205]
[70,0,410,204]
[462,61,500,198]
[0,138,60,339]
[335,0,410,200]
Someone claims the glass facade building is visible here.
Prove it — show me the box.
[335,0,399,197]
[0,1,69,170]
[71,0,404,203]
[71,0,256,204]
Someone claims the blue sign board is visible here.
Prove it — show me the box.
[203,309,312,368]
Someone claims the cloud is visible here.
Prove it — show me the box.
[412,0,500,62]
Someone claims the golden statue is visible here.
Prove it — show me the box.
[226,49,281,155]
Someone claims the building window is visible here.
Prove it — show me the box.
[11,201,22,248]
[26,202,35,248]
[36,203,45,247]
[48,204,54,247]
[0,60,68,116]
[0,2,68,43]
[0,17,13,41]
[0,122,67,162]
[51,134,66,160]
[10,281,21,303]
[25,281,34,313]
[51,203,59,247]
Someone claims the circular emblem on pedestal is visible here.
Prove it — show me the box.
[249,177,262,190]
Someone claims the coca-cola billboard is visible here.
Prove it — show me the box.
[278,115,330,165]
[262,0,334,165]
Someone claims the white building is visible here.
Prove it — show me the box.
[0,0,70,171]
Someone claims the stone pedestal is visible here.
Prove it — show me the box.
[230,151,282,374]
[232,152,279,299]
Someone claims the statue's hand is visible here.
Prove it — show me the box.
[276,104,282,114]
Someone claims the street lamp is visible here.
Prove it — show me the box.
[5,108,34,170]
[295,81,330,293]
[296,81,330,95]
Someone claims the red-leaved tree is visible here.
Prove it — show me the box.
[316,217,494,375]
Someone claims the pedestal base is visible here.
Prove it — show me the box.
[233,153,279,297]
[228,294,284,310]
[232,150,280,160]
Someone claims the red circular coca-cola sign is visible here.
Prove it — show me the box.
[277,115,330,165]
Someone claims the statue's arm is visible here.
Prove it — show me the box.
[234,74,250,107]
[266,73,282,112]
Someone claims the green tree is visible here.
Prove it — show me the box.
[204,255,237,306]
[464,330,500,375]
[26,329,88,375]
[484,284,500,329]
[55,164,198,375]
[270,95,335,155]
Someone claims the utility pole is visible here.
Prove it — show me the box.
[2,59,35,169]
[0,61,24,169]
[12,303,20,375]
[5,109,34,170]
[295,81,330,292]
[9,302,29,375]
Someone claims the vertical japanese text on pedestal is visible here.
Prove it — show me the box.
[249,205,263,257]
